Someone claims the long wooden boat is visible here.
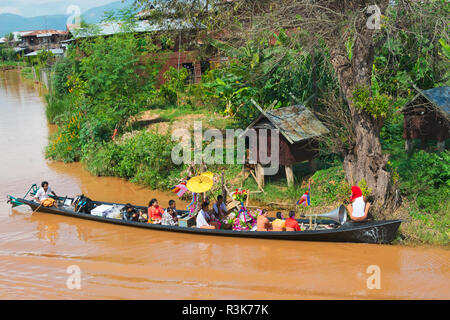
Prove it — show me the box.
[7,194,401,244]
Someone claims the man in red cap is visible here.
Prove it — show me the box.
[347,186,370,222]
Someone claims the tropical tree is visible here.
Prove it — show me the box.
[133,0,449,215]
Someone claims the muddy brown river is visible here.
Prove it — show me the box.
[0,70,449,299]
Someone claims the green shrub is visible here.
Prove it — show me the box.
[158,67,188,105]
[51,59,74,98]
[82,131,182,189]
[309,163,347,205]
[398,150,450,213]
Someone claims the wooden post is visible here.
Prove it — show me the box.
[221,171,227,202]
[256,162,265,189]
[405,139,413,153]
[285,165,294,187]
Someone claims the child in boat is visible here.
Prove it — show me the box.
[138,209,148,223]
[272,212,286,231]
[256,209,272,231]
[347,186,370,222]
[148,198,164,224]
[162,200,178,226]
[285,211,301,231]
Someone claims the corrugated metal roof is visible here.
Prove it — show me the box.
[247,104,329,143]
[20,29,68,37]
[24,48,64,57]
[422,86,449,115]
[70,19,202,39]
[402,86,450,121]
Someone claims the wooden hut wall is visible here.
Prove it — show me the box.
[254,128,319,166]
[403,98,450,141]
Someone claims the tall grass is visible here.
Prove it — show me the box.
[45,94,73,124]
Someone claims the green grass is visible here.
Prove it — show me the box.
[20,66,34,80]
[45,94,73,124]
[0,60,26,69]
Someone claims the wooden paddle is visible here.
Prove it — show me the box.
[32,202,43,214]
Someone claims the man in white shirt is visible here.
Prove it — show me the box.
[196,202,217,229]
[34,181,58,207]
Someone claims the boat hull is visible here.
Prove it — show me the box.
[14,197,401,244]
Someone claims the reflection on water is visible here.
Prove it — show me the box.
[0,70,449,300]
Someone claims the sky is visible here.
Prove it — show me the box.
[0,0,121,17]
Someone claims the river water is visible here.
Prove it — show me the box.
[0,70,449,300]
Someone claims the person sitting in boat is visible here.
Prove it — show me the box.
[122,203,138,221]
[148,198,164,224]
[272,212,286,231]
[213,195,227,220]
[34,181,58,208]
[256,209,272,231]
[162,200,178,226]
[285,211,301,231]
[138,209,148,223]
[196,202,219,229]
[347,186,370,222]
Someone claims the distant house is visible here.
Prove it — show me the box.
[401,86,449,152]
[18,29,68,53]
[241,103,329,187]
[64,12,210,86]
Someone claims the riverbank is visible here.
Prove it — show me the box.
[0,60,34,81]
[15,31,447,246]
[52,102,450,246]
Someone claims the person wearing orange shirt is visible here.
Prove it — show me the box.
[148,198,164,223]
[285,211,301,231]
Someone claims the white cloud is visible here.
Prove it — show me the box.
[0,6,21,15]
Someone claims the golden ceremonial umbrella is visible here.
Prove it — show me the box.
[201,171,214,180]
[186,175,214,193]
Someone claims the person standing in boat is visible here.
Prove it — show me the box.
[34,181,58,208]
[347,186,370,222]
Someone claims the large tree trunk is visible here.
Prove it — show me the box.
[326,13,397,217]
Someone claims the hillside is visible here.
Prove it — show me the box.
[0,1,132,36]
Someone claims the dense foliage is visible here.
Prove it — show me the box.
[36,1,449,244]
[46,33,162,162]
